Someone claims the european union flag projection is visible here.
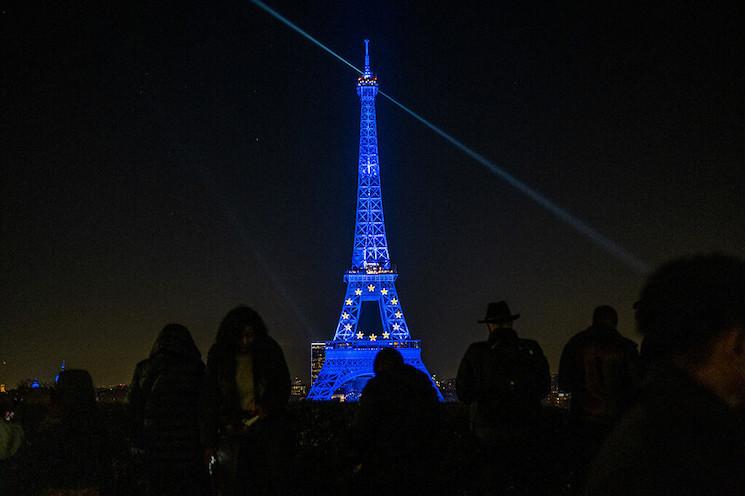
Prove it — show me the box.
[306,41,442,401]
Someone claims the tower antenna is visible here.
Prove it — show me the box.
[363,39,371,77]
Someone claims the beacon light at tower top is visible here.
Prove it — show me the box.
[357,76,378,86]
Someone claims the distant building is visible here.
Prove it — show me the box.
[290,377,308,400]
[96,385,129,404]
[17,378,48,390]
[543,374,571,410]
[310,342,326,386]
[331,392,347,402]
[439,377,458,402]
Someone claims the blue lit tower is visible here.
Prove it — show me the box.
[307,41,442,401]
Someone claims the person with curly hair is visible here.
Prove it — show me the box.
[200,306,291,496]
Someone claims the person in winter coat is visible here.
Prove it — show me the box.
[201,306,291,496]
[456,301,550,495]
[351,347,440,495]
[585,254,745,496]
[457,301,550,441]
[128,323,207,496]
[558,305,642,487]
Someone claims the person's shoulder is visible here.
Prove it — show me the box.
[135,356,152,369]
[461,341,489,362]
[133,357,155,378]
[573,326,634,348]
[465,340,490,352]
[256,333,283,351]
[619,335,639,351]
[360,375,387,397]
[402,364,431,383]
[565,326,597,345]
[206,343,221,360]
[262,336,289,364]
[205,343,228,373]
[559,332,587,361]
[517,337,542,347]
[585,404,660,493]
[407,367,438,398]
[600,330,640,356]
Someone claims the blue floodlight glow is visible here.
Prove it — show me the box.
[249,0,650,274]
[306,42,442,401]
[55,360,66,384]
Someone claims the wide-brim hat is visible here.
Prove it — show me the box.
[477,301,520,323]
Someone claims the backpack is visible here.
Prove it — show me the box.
[579,338,639,418]
[482,338,549,412]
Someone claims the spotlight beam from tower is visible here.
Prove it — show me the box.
[249,0,650,274]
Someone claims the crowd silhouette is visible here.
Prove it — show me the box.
[1,253,744,495]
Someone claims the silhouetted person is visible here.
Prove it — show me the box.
[201,306,291,496]
[457,301,550,494]
[0,419,23,461]
[0,418,24,495]
[351,347,440,495]
[585,254,745,495]
[558,305,641,488]
[128,323,207,496]
[23,369,111,495]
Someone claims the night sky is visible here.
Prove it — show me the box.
[3,1,743,387]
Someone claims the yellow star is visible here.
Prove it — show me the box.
[344,324,352,331]
[392,323,401,331]
[380,288,389,295]
[342,312,350,319]
[382,331,390,339]
[390,298,398,305]
[369,333,377,341]
[355,288,362,296]
[356,331,364,339]
[394,311,402,318]
[345,298,353,305]
[367,284,376,292]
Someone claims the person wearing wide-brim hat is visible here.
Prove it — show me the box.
[456,301,550,493]
[477,301,521,326]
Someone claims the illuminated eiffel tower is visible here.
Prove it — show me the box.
[307,41,441,401]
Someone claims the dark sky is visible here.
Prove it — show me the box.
[2,1,743,387]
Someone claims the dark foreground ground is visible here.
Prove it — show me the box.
[2,402,577,495]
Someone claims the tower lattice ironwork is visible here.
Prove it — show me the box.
[307,40,442,401]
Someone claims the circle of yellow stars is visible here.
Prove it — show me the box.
[343,286,405,340]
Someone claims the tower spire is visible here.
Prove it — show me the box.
[353,39,386,270]
[363,39,371,77]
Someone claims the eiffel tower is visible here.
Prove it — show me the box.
[307,41,442,401]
